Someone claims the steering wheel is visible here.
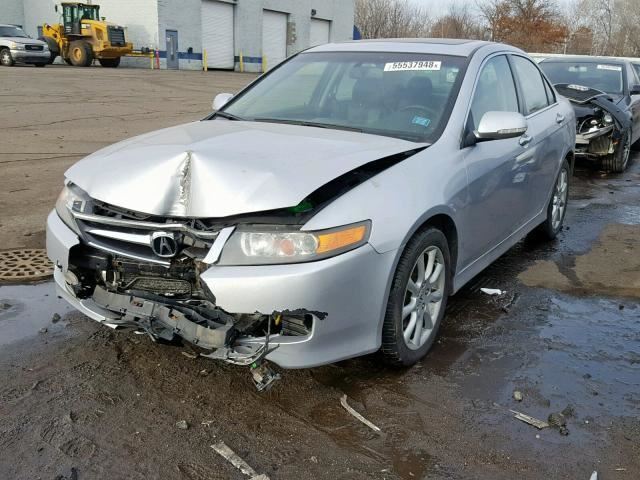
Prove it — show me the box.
[398,105,439,125]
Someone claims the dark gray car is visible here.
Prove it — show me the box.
[539,56,640,172]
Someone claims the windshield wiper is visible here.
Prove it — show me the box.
[213,111,244,121]
[253,118,364,133]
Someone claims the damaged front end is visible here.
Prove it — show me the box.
[554,83,631,159]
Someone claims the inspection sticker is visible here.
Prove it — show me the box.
[597,64,622,71]
[384,60,441,72]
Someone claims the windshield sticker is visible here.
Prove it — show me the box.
[384,61,441,72]
[597,64,622,72]
[412,116,431,127]
[446,68,459,82]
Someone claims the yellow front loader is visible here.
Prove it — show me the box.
[40,2,132,67]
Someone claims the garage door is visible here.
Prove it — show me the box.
[262,10,287,70]
[201,0,234,69]
[309,19,330,47]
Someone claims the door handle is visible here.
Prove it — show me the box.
[556,113,565,124]
[519,134,532,146]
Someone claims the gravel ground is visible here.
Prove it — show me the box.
[0,64,639,480]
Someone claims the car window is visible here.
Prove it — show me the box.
[511,56,550,115]
[469,55,519,131]
[543,77,556,105]
[632,64,640,86]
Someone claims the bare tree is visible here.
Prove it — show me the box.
[355,0,432,39]
[431,2,486,39]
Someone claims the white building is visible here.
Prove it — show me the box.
[5,0,355,71]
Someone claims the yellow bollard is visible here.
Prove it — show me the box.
[150,52,153,69]
[262,54,267,73]
[239,50,244,73]
[203,49,208,72]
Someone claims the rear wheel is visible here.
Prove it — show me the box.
[69,41,93,67]
[534,159,570,240]
[99,57,121,68]
[601,128,631,173]
[0,48,14,66]
[382,227,450,366]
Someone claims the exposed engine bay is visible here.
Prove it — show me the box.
[554,83,632,158]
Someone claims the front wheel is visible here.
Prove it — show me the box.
[601,129,631,173]
[0,48,14,66]
[69,40,93,67]
[382,227,450,366]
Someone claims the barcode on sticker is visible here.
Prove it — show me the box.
[384,61,441,72]
[597,64,622,72]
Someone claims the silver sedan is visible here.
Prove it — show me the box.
[47,39,575,383]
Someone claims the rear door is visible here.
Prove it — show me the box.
[509,54,564,221]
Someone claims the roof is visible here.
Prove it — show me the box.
[306,38,516,57]
[537,55,628,65]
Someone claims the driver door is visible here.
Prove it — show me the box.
[459,54,528,268]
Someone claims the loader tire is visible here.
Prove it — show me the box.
[99,57,120,68]
[69,41,93,67]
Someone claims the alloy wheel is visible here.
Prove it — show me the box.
[1,50,11,66]
[402,245,446,350]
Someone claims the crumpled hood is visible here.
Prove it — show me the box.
[66,120,422,218]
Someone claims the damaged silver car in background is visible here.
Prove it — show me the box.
[47,39,575,390]
[539,56,640,172]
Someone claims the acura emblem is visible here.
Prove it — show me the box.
[150,231,178,258]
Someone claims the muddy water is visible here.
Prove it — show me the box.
[0,157,639,480]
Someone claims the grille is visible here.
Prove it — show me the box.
[71,203,219,265]
[108,26,126,46]
[25,44,44,51]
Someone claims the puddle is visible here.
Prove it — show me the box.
[0,281,74,346]
[519,223,640,299]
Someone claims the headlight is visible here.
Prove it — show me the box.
[11,42,25,50]
[55,184,90,235]
[603,113,613,124]
[218,221,371,265]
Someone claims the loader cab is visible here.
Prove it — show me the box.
[58,3,100,35]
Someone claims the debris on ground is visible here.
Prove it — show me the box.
[480,288,504,295]
[510,409,549,429]
[181,351,198,360]
[211,441,269,479]
[38,327,47,334]
[175,420,189,430]
[513,390,523,402]
[589,471,598,480]
[250,362,281,392]
[561,404,576,417]
[201,420,214,427]
[559,426,570,436]
[340,394,381,433]
[51,313,61,323]
[548,412,567,428]
[199,369,210,377]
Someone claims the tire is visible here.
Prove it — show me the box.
[64,57,73,66]
[34,64,46,68]
[69,40,93,67]
[99,57,120,68]
[601,129,631,173]
[534,158,570,241]
[39,36,58,64]
[0,48,14,66]
[381,227,451,366]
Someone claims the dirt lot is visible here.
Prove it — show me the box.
[1,65,639,480]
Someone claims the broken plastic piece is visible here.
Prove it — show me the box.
[480,288,504,295]
[340,394,381,433]
[250,362,281,392]
[510,409,550,429]
[211,441,269,478]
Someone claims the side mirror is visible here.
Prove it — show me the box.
[630,84,640,95]
[212,92,233,111]
[474,111,528,142]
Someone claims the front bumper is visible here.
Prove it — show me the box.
[11,49,49,64]
[46,210,396,368]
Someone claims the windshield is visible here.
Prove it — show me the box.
[540,61,624,95]
[221,51,467,142]
[0,26,28,38]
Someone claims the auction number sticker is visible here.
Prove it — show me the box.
[597,64,622,71]
[384,60,441,72]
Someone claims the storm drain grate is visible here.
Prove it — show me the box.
[0,249,53,283]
